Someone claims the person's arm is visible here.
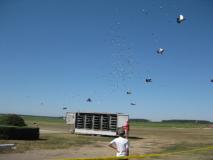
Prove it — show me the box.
[108,141,119,152]
[126,148,129,156]
[125,130,129,139]
[126,141,129,156]
[108,143,117,150]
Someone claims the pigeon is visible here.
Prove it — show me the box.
[86,98,92,102]
[157,48,165,55]
[126,91,132,95]
[177,14,185,23]
[145,78,152,83]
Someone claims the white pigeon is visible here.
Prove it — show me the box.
[157,48,165,54]
[177,14,185,23]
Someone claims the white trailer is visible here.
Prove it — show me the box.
[66,112,129,136]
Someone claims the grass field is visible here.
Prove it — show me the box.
[21,115,68,131]
[130,121,210,128]
[130,121,213,160]
[0,115,213,160]
[0,115,112,153]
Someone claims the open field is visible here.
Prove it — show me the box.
[0,115,213,160]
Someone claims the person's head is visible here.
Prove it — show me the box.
[117,128,125,137]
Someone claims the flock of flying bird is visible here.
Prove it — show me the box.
[84,14,186,106]
[145,15,185,84]
[63,14,212,109]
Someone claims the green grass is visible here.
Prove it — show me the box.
[20,115,211,129]
[0,115,113,153]
[161,142,212,153]
[21,115,68,131]
[130,121,209,128]
[153,143,213,160]
[21,115,64,123]
[21,115,65,126]
[0,133,112,153]
[129,120,213,158]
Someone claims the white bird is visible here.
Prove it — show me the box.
[157,48,165,54]
[177,14,185,23]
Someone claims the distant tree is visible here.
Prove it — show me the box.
[0,114,26,126]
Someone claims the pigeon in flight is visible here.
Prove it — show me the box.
[86,98,92,102]
[157,48,165,55]
[145,78,152,83]
[177,14,185,23]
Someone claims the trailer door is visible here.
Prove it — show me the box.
[66,112,76,125]
[117,114,129,128]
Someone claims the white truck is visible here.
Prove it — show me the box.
[65,112,129,136]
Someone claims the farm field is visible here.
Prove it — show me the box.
[0,115,213,160]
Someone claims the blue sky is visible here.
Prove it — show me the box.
[0,0,213,121]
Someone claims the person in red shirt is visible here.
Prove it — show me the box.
[123,120,129,139]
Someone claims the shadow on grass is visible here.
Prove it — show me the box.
[128,136,144,140]
[100,135,143,139]
[38,138,48,141]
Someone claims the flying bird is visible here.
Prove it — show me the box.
[210,79,213,83]
[177,14,185,23]
[126,91,132,95]
[86,98,92,102]
[157,48,165,55]
[130,103,136,106]
[63,107,67,110]
[145,78,152,83]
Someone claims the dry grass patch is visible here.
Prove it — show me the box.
[0,133,112,153]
